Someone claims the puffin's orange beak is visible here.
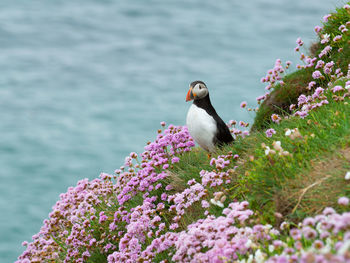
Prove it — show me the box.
[186,87,194,102]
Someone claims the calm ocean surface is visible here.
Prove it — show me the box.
[0,0,342,261]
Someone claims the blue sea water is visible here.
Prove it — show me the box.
[0,0,343,261]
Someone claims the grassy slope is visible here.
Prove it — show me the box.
[166,5,350,229]
[170,91,349,228]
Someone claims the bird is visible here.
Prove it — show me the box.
[186,80,234,152]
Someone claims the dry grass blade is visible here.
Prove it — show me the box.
[291,175,331,214]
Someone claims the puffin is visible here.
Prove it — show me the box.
[186,80,234,152]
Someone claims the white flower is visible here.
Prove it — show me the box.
[338,240,350,255]
[301,104,308,111]
[265,224,273,230]
[210,199,224,208]
[345,171,350,180]
[285,129,292,136]
[265,146,271,156]
[254,249,265,263]
[285,128,302,140]
[321,33,330,43]
[245,239,252,248]
[273,141,283,152]
[279,150,290,156]
[280,221,289,230]
[268,244,274,253]
[320,237,333,254]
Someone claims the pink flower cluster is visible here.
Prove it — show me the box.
[260,59,286,91]
[266,208,350,262]
[259,5,350,136]
[172,201,255,262]
[17,124,196,262]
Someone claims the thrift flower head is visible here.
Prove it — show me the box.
[323,14,331,22]
[312,70,322,79]
[240,101,247,108]
[333,35,342,42]
[265,128,276,138]
[314,25,322,33]
[319,45,332,58]
[331,85,344,93]
[338,197,349,206]
[271,113,281,123]
[296,37,304,47]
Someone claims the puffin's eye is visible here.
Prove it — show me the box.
[199,86,202,89]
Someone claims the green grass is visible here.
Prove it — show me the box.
[169,88,350,226]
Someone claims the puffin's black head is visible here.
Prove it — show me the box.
[186,80,209,102]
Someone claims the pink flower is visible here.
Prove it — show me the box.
[296,37,304,46]
[265,128,276,138]
[271,114,281,123]
[298,94,309,106]
[161,193,167,201]
[312,87,324,99]
[323,14,331,22]
[333,35,342,42]
[331,85,344,93]
[339,25,348,33]
[99,211,108,224]
[201,200,210,208]
[315,60,325,69]
[165,184,173,191]
[308,81,316,90]
[314,25,322,33]
[338,197,349,206]
[312,70,322,79]
[294,110,308,119]
[240,101,247,108]
[319,45,332,58]
[171,157,180,164]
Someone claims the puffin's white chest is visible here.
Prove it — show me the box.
[186,104,217,152]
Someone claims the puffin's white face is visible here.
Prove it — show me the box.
[186,81,209,101]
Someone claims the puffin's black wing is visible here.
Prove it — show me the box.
[212,115,234,146]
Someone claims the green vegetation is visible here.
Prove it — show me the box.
[172,89,349,226]
[252,4,350,131]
